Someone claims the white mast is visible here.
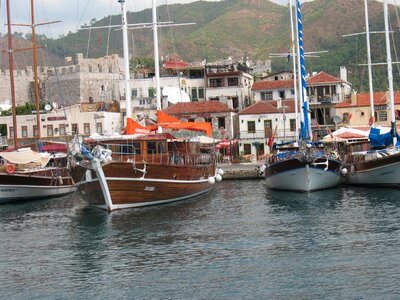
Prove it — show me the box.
[119,0,132,119]
[364,0,375,127]
[383,0,397,146]
[152,0,162,133]
[153,0,161,111]
[289,0,299,140]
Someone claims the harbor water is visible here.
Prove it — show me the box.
[1,180,400,299]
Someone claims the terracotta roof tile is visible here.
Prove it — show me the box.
[307,71,343,85]
[163,100,235,115]
[335,91,400,108]
[239,99,296,115]
[252,79,294,91]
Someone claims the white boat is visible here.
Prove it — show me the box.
[264,0,343,192]
[344,0,400,187]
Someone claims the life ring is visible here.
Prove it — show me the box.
[6,164,15,174]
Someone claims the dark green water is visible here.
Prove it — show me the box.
[1,180,400,299]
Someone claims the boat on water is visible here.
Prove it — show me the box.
[68,131,219,211]
[263,0,343,192]
[0,149,75,202]
[0,0,75,203]
[67,0,221,211]
[341,127,400,186]
[265,142,343,192]
[341,0,400,187]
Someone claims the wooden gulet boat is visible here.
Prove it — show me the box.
[69,134,221,211]
[343,0,400,187]
[0,150,75,203]
[0,0,75,203]
[68,0,223,211]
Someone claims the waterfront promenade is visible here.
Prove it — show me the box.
[218,161,265,180]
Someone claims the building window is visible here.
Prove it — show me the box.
[247,121,256,133]
[264,120,272,137]
[72,123,78,135]
[243,143,251,155]
[261,91,273,100]
[96,123,103,134]
[59,124,66,136]
[101,85,105,91]
[396,110,400,120]
[192,88,198,101]
[21,126,28,137]
[198,88,204,99]
[291,89,295,95]
[210,78,223,87]
[279,90,285,99]
[205,117,212,123]
[148,87,155,98]
[9,126,13,138]
[378,111,387,122]
[290,119,296,131]
[33,125,38,137]
[47,125,54,137]
[227,77,239,86]
[84,123,90,135]
[132,89,138,98]
[218,117,225,129]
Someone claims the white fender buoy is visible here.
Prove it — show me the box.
[341,168,348,176]
[215,174,222,182]
[217,168,224,176]
[208,176,216,184]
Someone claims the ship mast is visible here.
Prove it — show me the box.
[152,0,162,133]
[364,0,375,127]
[119,0,132,120]
[383,0,397,146]
[31,0,41,140]
[6,0,18,149]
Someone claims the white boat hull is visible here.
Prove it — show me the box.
[266,165,341,192]
[265,157,342,192]
[0,184,76,203]
[346,160,400,186]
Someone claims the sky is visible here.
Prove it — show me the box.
[1,0,396,38]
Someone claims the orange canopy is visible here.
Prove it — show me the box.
[126,117,150,134]
[157,110,180,123]
[156,110,212,137]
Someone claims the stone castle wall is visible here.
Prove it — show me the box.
[0,53,121,108]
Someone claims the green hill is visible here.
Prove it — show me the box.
[18,0,400,91]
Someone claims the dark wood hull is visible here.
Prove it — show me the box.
[72,162,215,210]
[0,167,76,203]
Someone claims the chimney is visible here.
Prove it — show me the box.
[340,66,347,82]
[277,98,282,108]
[351,90,357,105]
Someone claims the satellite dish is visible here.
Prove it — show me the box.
[333,115,343,124]
[162,87,190,104]
[44,104,52,111]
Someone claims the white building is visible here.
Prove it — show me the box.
[238,99,296,159]
[0,103,121,147]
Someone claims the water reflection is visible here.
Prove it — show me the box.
[1,180,400,298]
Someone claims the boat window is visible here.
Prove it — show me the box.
[158,142,166,153]
[147,141,157,154]
[119,142,141,154]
